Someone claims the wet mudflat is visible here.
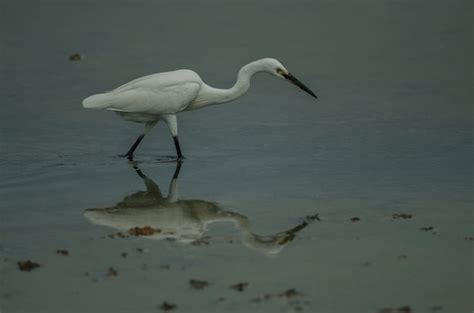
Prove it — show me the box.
[1,0,472,312]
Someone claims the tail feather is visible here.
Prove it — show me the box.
[82,93,112,109]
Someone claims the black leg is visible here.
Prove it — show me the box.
[122,134,145,160]
[173,136,183,160]
[172,161,182,179]
[133,164,147,179]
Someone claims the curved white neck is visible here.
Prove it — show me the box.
[203,60,267,105]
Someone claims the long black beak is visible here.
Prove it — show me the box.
[283,72,317,99]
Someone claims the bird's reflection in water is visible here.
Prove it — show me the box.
[84,163,318,255]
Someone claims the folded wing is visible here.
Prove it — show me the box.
[82,70,202,115]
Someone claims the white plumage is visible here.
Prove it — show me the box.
[83,70,201,114]
[82,58,317,160]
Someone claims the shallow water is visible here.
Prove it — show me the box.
[1,0,473,312]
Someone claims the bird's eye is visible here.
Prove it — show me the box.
[276,68,284,74]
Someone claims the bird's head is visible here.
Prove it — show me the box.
[259,58,318,99]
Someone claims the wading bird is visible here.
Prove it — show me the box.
[82,58,317,160]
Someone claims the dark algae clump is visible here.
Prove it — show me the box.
[230,282,249,292]
[189,279,210,290]
[17,260,40,272]
[160,301,177,311]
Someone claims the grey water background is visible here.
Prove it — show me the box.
[1,0,472,312]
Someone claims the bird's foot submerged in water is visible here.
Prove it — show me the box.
[116,153,183,163]
[156,155,184,163]
[117,153,135,161]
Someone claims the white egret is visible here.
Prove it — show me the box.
[82,58,317,160]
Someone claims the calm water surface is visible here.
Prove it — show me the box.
[1,0,472,312]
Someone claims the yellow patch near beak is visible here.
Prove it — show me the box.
[276,68,288,76]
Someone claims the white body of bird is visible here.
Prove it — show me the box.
[83,70,202,114]
[82,58,317,159]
